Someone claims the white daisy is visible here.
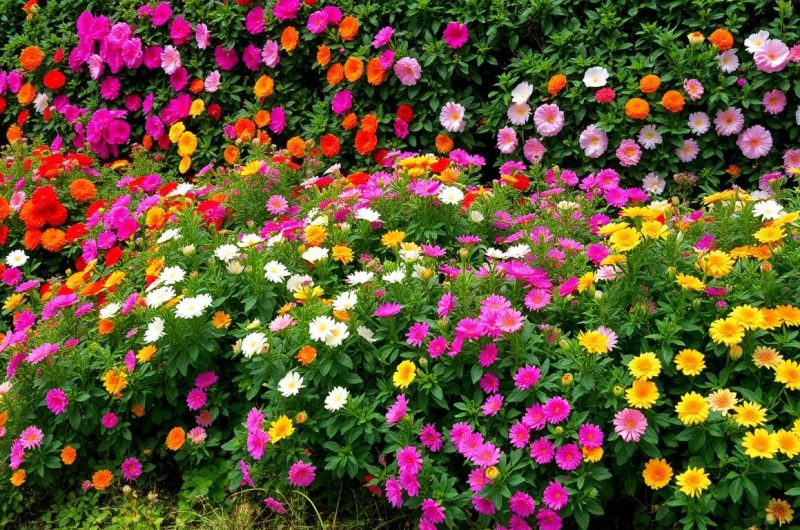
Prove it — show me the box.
[238,233,263,248]
[346,271,375,286]
[157,228,181,244]
[226,261,244,274]
[744,31,769,54]
[302,246,329,263]
[264,261,290,283]
[332,291,358,311]
[356,325,377,343]
[752,199,785,220]
[438,186,465,205]
[174,294,213,319]
[642,173,666,195]
[503,244,531,259]
[688,112,710,135]
[277,371,305,397]
[718,50,739,73]
[582,66,609,87]
[637,125,662,150]
[383,270,406,284]
[511,81,533,104]
[324,322,350,347]
[355,208,381,222]
[145,286,176,308]
[99,302,121,320]
[286,274,313,292]
[5,250,28,267]
[214,244,239,261]
[159,266,185,286]
[241,331,268,358]
[324,387,350,411]
[309,316,336,342]
[144,317,165,343]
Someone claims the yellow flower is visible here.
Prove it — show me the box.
[293,285,324,303]
[709,318,745,346]
[268,415,294,443]
[697,250,734,278]
[212,311,232,329]
[609,227,641,252]
[332,244,354,265]
[393,360,416,389]
[776,305,800,326]
[628,352,661,380]
[706,389,738,416]
[240,160,262,176]
[729,305,765,330]
[640,220,668,239]
[381,230,405,248]
[773,211,800,228]
[675,273,705,291]
[674,349,705,376]
[600,254,627,266]
[168,121,185,143]
[675,466,710,497]
[742,429,778,458]
[577,272,595,292]
[189,99,205,117]
[254,74,274,98]
[621,206,661,220]
[642,458,672,490]
[626,379,659,409]
[597,222,629,236]
[3,293,25,311]
[304,225,327,247]
[774,429,800,458]
[136,345,157,363]
[582,446,603,463]
[733,401,767,427]
[675,392,709,425]
[775,360,800,390]
[177,131,198,157]
[754,225,786,244]
[753,346,783,369]
[103,369,128,396]
[760,308,782,330]
[765,498,794,527]
[577,330,609,354]
[179,155,192,174]
[104,270,126,289]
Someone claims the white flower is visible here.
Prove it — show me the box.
[383,270,406,284]
[0,380,13,397]
[324,322,350,347]
[796,105,800,126]
[356,325,376,343]
[642,173,666,195]
[595,265,619,281]
[5,250,28,267]
[309,316,336,342]
[266,234,284,247]
[687,112,710,135]
[503,244,531,259]
[470,210,485,223]
[99,302,121,320]
[34,93,49,114]
[144,317,165,343]
[277,371,305,397]
[438,186,465,205]
[214,244,239,261]
[238,233,263,248]
[159,266,185,286]
[582,67,609,87]
[324,387,349,411]
[264,261,290,283]
[241,331,268,358]
[345,271,375,286]
[286,274,313,292]
[309,214,328,226]
[145,286,176,308]
[355,208,381,222]
[556,200,580,210]
[744,31,769,54]
[174,294,213,319]
[637,125,662,150]
[485,248,505,259]
[167,183,194,197]
[157,229,181,244]
[302,246,329,263]
[227,261,244,275]
[511,82,533,104]
[752,199,786,220]
[718,50,739,73]
[507,103,531,125]
[399,246,420,262]
[332,291,358,311]
[324,163,341,175]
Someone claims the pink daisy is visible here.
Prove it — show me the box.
[529,437,555,464]
[19,425,44,449]
[443,22,469,49]
[543,396,571,424]
[762,89,787,115]
[45,388,69,415]
[186,388,207,411]
[121,457,142,481]
[714,107,745,136]
[263,497,287,513]
[288,461,317,487]
[616,138,642,167]
[737,125,773,159]
[554,443,582,470]
[386,394,408,425]
[613,408,647,442]
[534,104,565,137]
[513,365,541,390]
[509,491,536,517]
[543,481,569,510]
[419,424,443,452]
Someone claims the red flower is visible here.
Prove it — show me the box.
[320,134,340,157]
[105,247,123,267]
[396,105,413,123]
[43,70,66,90]
[207,103,221,121]
[53,49,64,63]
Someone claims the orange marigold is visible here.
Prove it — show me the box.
[355,130,377,155]
[281,26,299,52]
[189,78,204,94]
[234,118,256,141]
[61,445,76,465]
[17,83,36,106]
[342,112,358,130]
[547,74,567,95]
[296,345,317,365]
[327,63,344,86]
[366,58,385,86]
[338,16,359,41]
[0,197,10,223]
[344,57,364,83]
[166,427,186,451]
[708,29,734,51]
[40,228,66,252]
[360,114,379,134]
[254,75,274,99]
[435,134,454,154]
[23,229,42,250]
[7,124,23,143]
[320,134,340,157]
[224,145,240,165]
[625,98,650,119]
[92,469,113,490]
[254,109,271,128]
[69,178,97,202]
[19,45,44,71]
[316,44,331,67]
[640,74,661,93]
[662,90,685,112]
[287,136,306,158]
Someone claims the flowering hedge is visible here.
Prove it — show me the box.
[1,137,800,529]
[0,0,799,193]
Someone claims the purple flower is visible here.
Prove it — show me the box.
[121,457,142,481]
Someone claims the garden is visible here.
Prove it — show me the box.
[0,0,800,528]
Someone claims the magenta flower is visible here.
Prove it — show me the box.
[195,371,218,389]
[396,445,423,474]
[529,437,555,464]
[101,412,118,429]
[419,424,443,452]
[385,476,404,508]
[509,491,536,517]
[481,394,503,416]
[186,388,207,411]
[27,342,60,364]
[151,2,172,26]
[406,322,429,347]
[45,388,69,415]
[273,0,300,21]
[19,425,44,449]
[578,423,604,448]
[472,495,496,515]
[288,461,317,487]
[509,422,531,449]
[247,429,269,460]
[373,26,394,48]
[375,303,403,318]
[121,457,142,481]
[263,497,287,513]
[331,89,353,115]
[554,443,582,470]
[613,408,648,442]
[245,7,265,34]
[214,46,238,70]
[386,394,408,425]
[536,509,563,530]
[513,365,541,390]
[443,22,469,49]
[471,443,501,467]
[543,481,570,510]
[543,396,571,424]
[523,403,547,430]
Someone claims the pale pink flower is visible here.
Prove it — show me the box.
[737,125,773,159]
[676,139,699,162]
[683,78,704,100]
[204,70,220,92]
[496,127,518,153]
[523,138,545,163]
[762,89,787,114]
[439,102,466,132]
[687,112,710,135]
[718,49,739,73]
[533,104,564,137]
[754,39,790,73]
[616,139,642,167]
[393,57,421,86]
[579,124,608,158]
[507,103,531,125]
[714,107,745,136]
[161,45,181,75]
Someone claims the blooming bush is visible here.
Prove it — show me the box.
[0,136,799,529]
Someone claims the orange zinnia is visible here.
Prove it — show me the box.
[7,124,23,143]
[639,74,661,93]
[166,427,186,451]
[281,26,299,52]
[338,16,359,41]
[708,29,734,51]
[547,74,567,95]
[355,131,377,155]
[360,114,378,134]
[344,57,364,82]
[286,136,306,158]
[254,109,271,128]
[69,178,97,202]
[61,445,77,465]
[234,118,256,140]
[316,45,331,67]
[254,75,274,99]
[326,63,344,86]
[19,45,44,71]
[224,145,240,165]
[661,90,685,112]
[625,98,650,119]
[23,229,42,250]
[366,58,385,85]
[40,228,66,252]
[435,134,454,154]
[92,469,113,490]
[342,112,358,130]
[320,134,340,157]
[296,345,317,365]
[0,197,10,223]
[17,83,36,106]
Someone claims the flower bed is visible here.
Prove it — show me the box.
[0,138,799,529]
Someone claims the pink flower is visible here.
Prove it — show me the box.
[436,292,455,317]
[443,22,469,49]
[170,17,192,45]
[496,127,518,154]
[204,70,220,92]
[524,289,551,311]
[509,422,531,449]
[470,442,501,467]
[406,322,429,347]
[102,412,118,429]
[386,477,404,508]
[543,396,570,424]
[421,499,445,524]
[273,0,300,22]
[187,427,207,444]
[543,481,569,510]
[262,40,281,68]
[27,342,59,364]
[737,125,773,159]
[714,107,745,136]
[613,408,647,442]
[754,39,790,72]
[482,394,503,415]
[195,24,210,49]
[151,2,172,26]
[100,77,120,100]
[247,429,269,460]
[578,423,604,448]
[784,149,800,173]
[245,7,265,34]
[676,139,699,162]
[331,89,353,115]
[394,118,409,139]
[160,45,181,75]
[513,365,541,390]
[554,443,582,470]
[307,11,329,34]
[397,445,423,474]
[763,89,787,114]
[45,388,69,415]
[386,394,408,425]
[616,138,642,167]
[595,87,616,103]
[288,461,317,487]
[683,78,704,100]
[579,124,608,158]
[472,496,496,515]
[264,497,287,513]
[121,457,142,481]
[533,104,565,137]
[19,425,44,449]
[373,26,394,48]
[537,509,562,530]
[509,491,536,517]
[529,437,555,464]
[375,303,403,318]
[394,57,422,86]
[523,138,546,163]
[419,424,443,452]
[186,388,207,411]
[214,46,238,70]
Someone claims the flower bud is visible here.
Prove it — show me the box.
[729,345,743,360]
[295,411,308,424]
[419,357,428,368]
[613,385,623,396]
[687,32,705,44]
[554,426,564,435]
[182,244,195,255]
[561,373,573,385]
[558,338,570,350]
[485,466,500,480]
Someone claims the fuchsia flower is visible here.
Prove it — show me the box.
[375,303,403,317]
[443,22,469,49]
[331,89,353,115]
[421,499,446,524]
[397,445,423,474]
[264,497,287,513]
[578,423,604,448]
[373,26,394,48]
[386,394,408,425]
[385,477,404,508]
[121,457,142,481]
[186,388,207,411]
[543,481,569,510]
[509,422,531,449]
[420,424,443,452]
[45,388,69,415]
[247,429,269,460]
[543,396,571,424]
[529,437,555,464]
[513,365,541,390]
[509,491,536,517]
[614,408,648,442]
[245,7,265,34]
[537,509,563,530]
[273,0,300,21]
[288,461,317,487]
[482,394,503,416]
[555,443,582,470]
[102,412,118,429]
[19,425,44,449]
[472,496,496,515]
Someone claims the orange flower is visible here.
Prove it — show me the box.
[131,404,146,417]
[281,26,299,52]
[625,98,650,119]
[145,206,166,230]
[166,427,186,451]
[338,16,359,41]
[7,124,23,143]
[640,74,661,93]
[92,469,113,490]
[661,90,685,112]
[320,134,340,157]
[287,136,306,158]
[61,445,76,465]
[316,45,331,67]
[11,470,26,487]
[0,197,10,223]
[360,114,378,134]
[708,29,734,51]
[0,411,7,428]
[142,134,153,150]
[19,45,44,71]
[98,320,115,335]
[254,75,274,99]
[234,118,256,140]
[296,345,317,365]
[326,63,344,86]
[17,83,36,106]
[224,145,240,165]
[344,57,364,82]
[254,109,271,128]
[547,74,567,95]
[435,134,454,154]
[726,164,741,177]
[41,228,66,252]
[23,229,42,250]
[355,131,377,155]
[365,59,386,87]
[342,112,358,130]
[189,78,204,94]
[69,178,97,202]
